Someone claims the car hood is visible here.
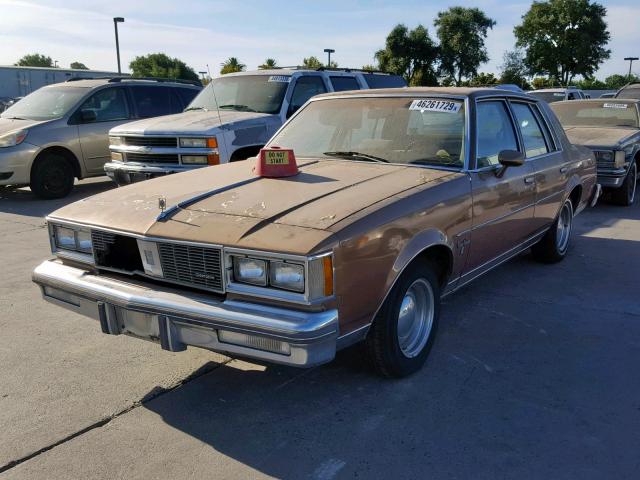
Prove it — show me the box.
[0,117,50,135]
[49,159,455,255]
[563,126,640,147]
[111,110,276,135]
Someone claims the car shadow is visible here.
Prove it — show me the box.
[0,177,115,218]
[137,203,640,479]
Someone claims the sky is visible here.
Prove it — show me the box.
[1,0,639,79]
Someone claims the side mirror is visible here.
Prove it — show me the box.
[496,150,524,177]
[81,109,97,122]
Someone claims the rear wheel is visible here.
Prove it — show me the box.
[532,199,573,263]
[30,153,74,199]
[366,261,440,378]
[611,162,637,206]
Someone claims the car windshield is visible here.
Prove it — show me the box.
[268,97,466,168]
[551,101,639,128]
[529,91,566,103]
[185,75,290,114]
[0,86,88,120]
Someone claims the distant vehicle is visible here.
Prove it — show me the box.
[106,68,407,185]
[0,77,201,198]
[529,87,587,103]
[551,99,639,206]
[600,92,616,98]
[615,82,640,100]
[494,84,524,93]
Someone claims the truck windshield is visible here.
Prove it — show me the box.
[1,86,88,120]
[185,75,290,115]
[529,91,566,103]
[551,101,639,128]
[269,97,466,168]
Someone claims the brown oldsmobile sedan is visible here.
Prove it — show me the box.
[32,88,599,377]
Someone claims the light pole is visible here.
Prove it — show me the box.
[113,17,125,74]
[323,48,335,67]
[54,60,58,68]
[198,71,208,84]
[624,57,639,82]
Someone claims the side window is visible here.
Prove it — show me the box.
[289,76,327,115]
[77,87,129,123]
[130,86,174,118]
[329,76,360,92]
[476,101,519,168]
[511,103,549,158]
[176,87,199,109]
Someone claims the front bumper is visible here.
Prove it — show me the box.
[0,142,39,186]
[32,260,339,367]
[104,161,204,185]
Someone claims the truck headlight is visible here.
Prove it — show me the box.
[594,150,613,163]
[51,223,93,255]
[269,261,304,292]
[0,129,28,148]
[109,136,122,147]
[181,155,208,165]
[614,150,626,169]
[180,137,217,148]
[233,257,267,286]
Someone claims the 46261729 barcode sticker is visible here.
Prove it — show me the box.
[409,99,462,113]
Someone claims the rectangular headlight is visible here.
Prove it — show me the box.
[614,150,626,169]
[109,136,122,146]
[594,150,613,162]
[180,137,207,148]
[181,155,208,165]
[76,230,93,253]
[53,224,93,254]
[269,261,304,292]
[233,257,267,286]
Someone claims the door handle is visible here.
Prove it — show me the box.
[560,166,568,174]
[524,176,535,184]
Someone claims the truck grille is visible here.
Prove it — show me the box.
[91,230,224,293]
[123,136,177,147]
[596,159,615,170]
[125,153,179,164]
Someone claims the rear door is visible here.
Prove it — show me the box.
[285,75,328,119]
[75,86,131,174]
[129,85,179,118]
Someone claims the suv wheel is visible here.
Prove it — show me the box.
[611,162,637,206]
[532,199,574,263]
[366,261,440,378]
[30,153,75,199]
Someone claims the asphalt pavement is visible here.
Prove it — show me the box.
[0,178,638,479]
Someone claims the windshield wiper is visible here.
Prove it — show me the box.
[218,104,256,112]
[184,106,208,112]
[323,151,389,163]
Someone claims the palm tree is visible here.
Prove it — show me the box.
[220,57,246,75]
[258,58,278,69]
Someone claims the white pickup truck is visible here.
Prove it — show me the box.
[106,68,406,185]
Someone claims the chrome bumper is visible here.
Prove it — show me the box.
[104,161,202,185]
[590,183,602,207]
[32,260,339,367]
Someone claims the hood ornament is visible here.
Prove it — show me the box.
[158,196,167,213]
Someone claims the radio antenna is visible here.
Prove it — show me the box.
[206,63,223,126]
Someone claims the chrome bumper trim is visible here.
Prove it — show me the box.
[32,260,338,367]
[590,183,602,207]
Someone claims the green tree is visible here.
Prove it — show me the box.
[574,77,607,90]
[258,58,278,69]
[15,53,54,67]
[469,72,499,87]
[362,64,378,71]
[129,53,199,81]
[531,77,556,89]
[70,62,89,70]
[499,49,530,89]
[604,74,639,89]
[375,24,439,86]
[302,56,323,69]
[220,57,246,75]
[434,7,496,85]
[514,0,610,85]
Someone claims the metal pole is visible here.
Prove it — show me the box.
[624,57,639,82]
[113,17,125,74]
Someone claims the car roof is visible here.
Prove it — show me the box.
[530,88,579,93]
[42,78,199,89]
[551,98,640,105]
[314,86,534,101]
[222,69,399,77]
[619,83,640,90]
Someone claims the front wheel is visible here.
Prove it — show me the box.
[366,261,441,378]
[532,199,574,263]
[611,162,637,206]
[30,154,75,199]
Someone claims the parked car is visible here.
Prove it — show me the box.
[33,87,598,377]
[600,92,616,99]
[550,99,639,205]
[615,82,640,100]
[494,84,524,93]
[105,68,406,185]
[0,77,201,198]
[529,87,587,103]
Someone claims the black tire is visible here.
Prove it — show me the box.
[30,153,75,199]
[611,162,637,207]
[532,199,574,263]
[366,261,441,378]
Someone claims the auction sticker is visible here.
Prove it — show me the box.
[409,99,462,113]
[268,75,291,83]
[603,103,628,109]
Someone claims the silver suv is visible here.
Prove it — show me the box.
[0,77,201,198]
[528,87,587,103]
[106,68,406,185]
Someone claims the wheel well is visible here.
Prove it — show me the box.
[568,185,582,212]
[230,145,264,162]
[31,147,81,180]
[412,244,453,288]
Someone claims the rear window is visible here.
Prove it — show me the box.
[175,88,199,108]
[550,101,639,128]
[615,86,640,100]
[362,74,407,89]
[529,91,566,103]
[130,86,177,118]
[329,76,360,92]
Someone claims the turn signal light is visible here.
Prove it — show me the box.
[323,256,333,296]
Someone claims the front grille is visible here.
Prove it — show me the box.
[123,136,177,147]
[596,159,615,170]
[125,153,179,164]
[158,243,224,292]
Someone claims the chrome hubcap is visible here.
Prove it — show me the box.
[556,202,572,253]
[397,278,435,358]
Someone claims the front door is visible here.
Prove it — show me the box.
[75,87,130,174]
[465,99,537,275]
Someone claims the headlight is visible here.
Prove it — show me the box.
[614,150,626,169]
[0,129,28,148]
[269,261,304,292]
[51,224,93,257]
[595,150,613,162]
[109,136,122,147]
[180,137,218,148]
[181,155,208,165]
[233,257,267,286]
